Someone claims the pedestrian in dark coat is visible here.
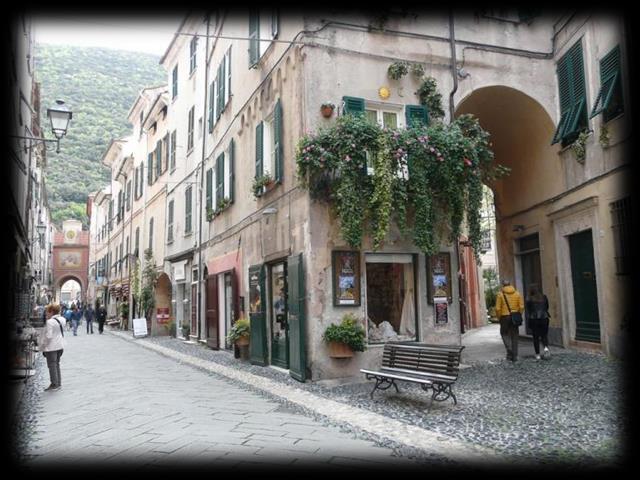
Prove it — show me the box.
[85,305,95,334]
[526,284,551,360]
[97,304,107,334]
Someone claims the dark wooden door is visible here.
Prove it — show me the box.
[287,253,306,382]
[569,230,601,343]
[206,274,219,349]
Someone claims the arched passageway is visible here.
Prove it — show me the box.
[455,86,566,345]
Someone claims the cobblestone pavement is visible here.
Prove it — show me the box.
[11,324,629,472]
[11,325,444,472]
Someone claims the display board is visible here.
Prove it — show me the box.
[132,317,148,337]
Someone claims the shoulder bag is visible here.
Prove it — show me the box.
[502,292,523,327]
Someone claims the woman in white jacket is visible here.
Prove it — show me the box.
[39,303,66,391]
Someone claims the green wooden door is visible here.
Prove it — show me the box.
[287,253,306,382]
[569,230,601,343]
[270,262,289,369]
[249,265,268,365]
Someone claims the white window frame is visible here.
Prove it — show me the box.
[224,47,231,106]
[224,144,231,199]
[263,113,274,177]
[364,101,406,178]
[258,9,277,59]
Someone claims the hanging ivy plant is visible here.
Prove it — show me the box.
[387,61,409,80]
[416,77,445,119]
[571,130,589,163]
[296,100,506,260]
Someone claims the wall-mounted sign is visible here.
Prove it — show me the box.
[58,251,82,268]
[427,252,452,304]
[157,307,170,323]
[332,251,361,306]
[173,260,186,282]
[434,297,449,325]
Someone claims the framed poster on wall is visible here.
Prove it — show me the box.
[332,251,361,306]
[427,252,452,304]
[434,297,449,325]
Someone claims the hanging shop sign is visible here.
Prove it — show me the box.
[427,252,452,304]
[332,250,361,306]
[434,297,449,325]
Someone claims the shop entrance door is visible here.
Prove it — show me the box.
[269,262,289,368]
[518,234,542,335]
[569,230,601,343]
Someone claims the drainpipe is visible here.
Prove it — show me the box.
[196,13,211,341]
[448,10,466,335]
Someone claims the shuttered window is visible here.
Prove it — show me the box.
[206,168,213,212]
[139,164,144,197]
[134,165,139,200]
[126,180,132,211]
[188,106,195,151]
[248,10,260,68]
[590,45,623,122]
[155,140,162,178]
[229,138,235,203]
[134,227,139,257]
[148,217,154,253]
[170,131,176,172]
[162,134,169,173]
[272,9,279,38]
[185,186,192,234]
[208,81,214,133]
[167,200,174,243]
[610,197,631,275]
[342,96,365,116]
[189,37,197,73]
[147,153,153,185]
[225,47,232,105]
[405,105,429,127]
[172,65,178,99]
[255,121,264,178]
[216,153,225,205]
[552,40,587,145]
[274,99,283,183]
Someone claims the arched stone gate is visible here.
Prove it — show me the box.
[52,220,89,304]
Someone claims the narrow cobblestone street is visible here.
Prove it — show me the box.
[10,323,628,472]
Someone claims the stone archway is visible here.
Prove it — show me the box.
[52,220,89,304]
[56,275,84,305]
[455,85,566,344]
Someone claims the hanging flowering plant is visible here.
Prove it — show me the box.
[296,110,508,260]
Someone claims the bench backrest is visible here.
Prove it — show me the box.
[381,343,464,379]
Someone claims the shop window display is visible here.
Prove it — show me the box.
[365,255,417,343]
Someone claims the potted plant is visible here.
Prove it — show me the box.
[214,197,232,216]
[226,317,250,346]
[206,207,215,222]
[181,322,190,338]
[320,101,335,118]
[323,313,366,358]
[252,174,274,198]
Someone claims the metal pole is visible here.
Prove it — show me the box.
[196,13,211,341]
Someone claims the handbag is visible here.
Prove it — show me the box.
[502,292,523,327]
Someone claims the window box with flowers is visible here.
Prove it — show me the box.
[252,174,274,198]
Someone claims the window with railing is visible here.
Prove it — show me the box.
[611,197,630,275]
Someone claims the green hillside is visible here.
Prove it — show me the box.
[34,44,167,228]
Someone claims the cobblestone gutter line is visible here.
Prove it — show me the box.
[111,331,511,465]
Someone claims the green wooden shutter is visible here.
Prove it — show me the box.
[206,168,213,211]
[208,81,214,132]
[170,131,176,171]
[134,167,139,200]
[405,105,429,127]
[272,9,279,38]
[342,96,365,116]
[156,140,162,178]
[229,138,235,203]
[216,153,225,204]
[147,153,153,185]
[216,65,222,121]
[274,99,283,183]
[248,10,260,68]
[185,186,192,233]
[220,59,226,113]
[226,47,232,103]
[552,40,587,144]
[249,265,268,365]
[287,253,306,382]
[590,45,622,118]
[255,121,264,178]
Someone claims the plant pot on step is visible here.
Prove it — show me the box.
[328,341,354,358]
[235,336,249,347]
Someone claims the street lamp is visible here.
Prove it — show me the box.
[30,222,47,245]
[11,99,73,154]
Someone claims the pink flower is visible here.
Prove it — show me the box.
[464,158,472,167]
[430,147,435,153]
[345,155,351,162]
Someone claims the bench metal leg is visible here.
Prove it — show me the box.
[422,383,457,411]
[367,376,400,399]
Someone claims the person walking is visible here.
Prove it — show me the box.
[85,304,95,334]
[38,303,66,391]
[63,305,73,332]
[526,284,551,361]
[495,279,524,362]
[97,303,107,334]
[70,304,82,336]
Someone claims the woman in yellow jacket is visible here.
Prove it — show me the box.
[495,280,524,362]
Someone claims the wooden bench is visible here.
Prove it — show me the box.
[360,342,465,409]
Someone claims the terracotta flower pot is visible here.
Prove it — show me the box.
[235,336,249,347]
[328,341,354,358]
[321,106,334,118]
